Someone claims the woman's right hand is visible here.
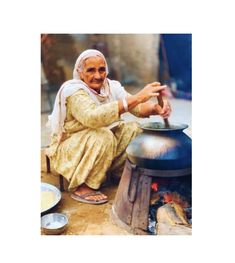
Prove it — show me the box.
[136,82,167,103]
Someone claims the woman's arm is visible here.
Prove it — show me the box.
[69,90,120,128]
[68,82,171,129]
[119,82,171,118]
[117,82,166,114]
[139,99,172,118]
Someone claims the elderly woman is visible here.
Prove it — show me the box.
[47,49,171,204]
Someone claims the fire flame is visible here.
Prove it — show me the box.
[151,182,158,192]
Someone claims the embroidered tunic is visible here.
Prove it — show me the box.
[48,89,142,191]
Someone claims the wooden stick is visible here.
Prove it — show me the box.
[157,92,170,128]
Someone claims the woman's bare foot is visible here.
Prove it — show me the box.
[73,183,107,202]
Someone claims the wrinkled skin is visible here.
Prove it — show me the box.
[79,57,107,92]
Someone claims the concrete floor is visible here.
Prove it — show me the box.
[41,85,191,235]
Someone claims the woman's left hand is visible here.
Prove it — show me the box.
[152,99,172,118]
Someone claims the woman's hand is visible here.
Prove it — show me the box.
[152,98,172,118]
[136,82,167,104]
[139,98,172,118]
[119,82,169,115]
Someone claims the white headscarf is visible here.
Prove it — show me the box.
[47,49,127,141]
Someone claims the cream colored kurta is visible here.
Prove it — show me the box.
[48,89,142,191]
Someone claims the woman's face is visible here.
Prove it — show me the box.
[79,56,107,91]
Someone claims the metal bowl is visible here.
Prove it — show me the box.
[41,183,61,214]
[41,213,68,235]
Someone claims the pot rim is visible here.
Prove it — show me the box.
[141,122,188,132]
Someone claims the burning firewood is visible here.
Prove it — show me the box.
[150,192,161,205]
[156,202,191,235]
[163,192,189,208]
[156,202,189,226]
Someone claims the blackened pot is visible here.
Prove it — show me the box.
[126,122,192,170]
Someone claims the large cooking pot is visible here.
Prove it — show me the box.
[126,122,192,170]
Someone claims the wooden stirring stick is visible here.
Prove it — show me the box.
[157,91,170,128]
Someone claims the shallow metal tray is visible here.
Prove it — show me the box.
[41,183,61,214]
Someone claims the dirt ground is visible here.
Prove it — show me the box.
[41,156,131,235]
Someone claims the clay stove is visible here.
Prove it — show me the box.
[111,122,192,235]
[112,159,191,234]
